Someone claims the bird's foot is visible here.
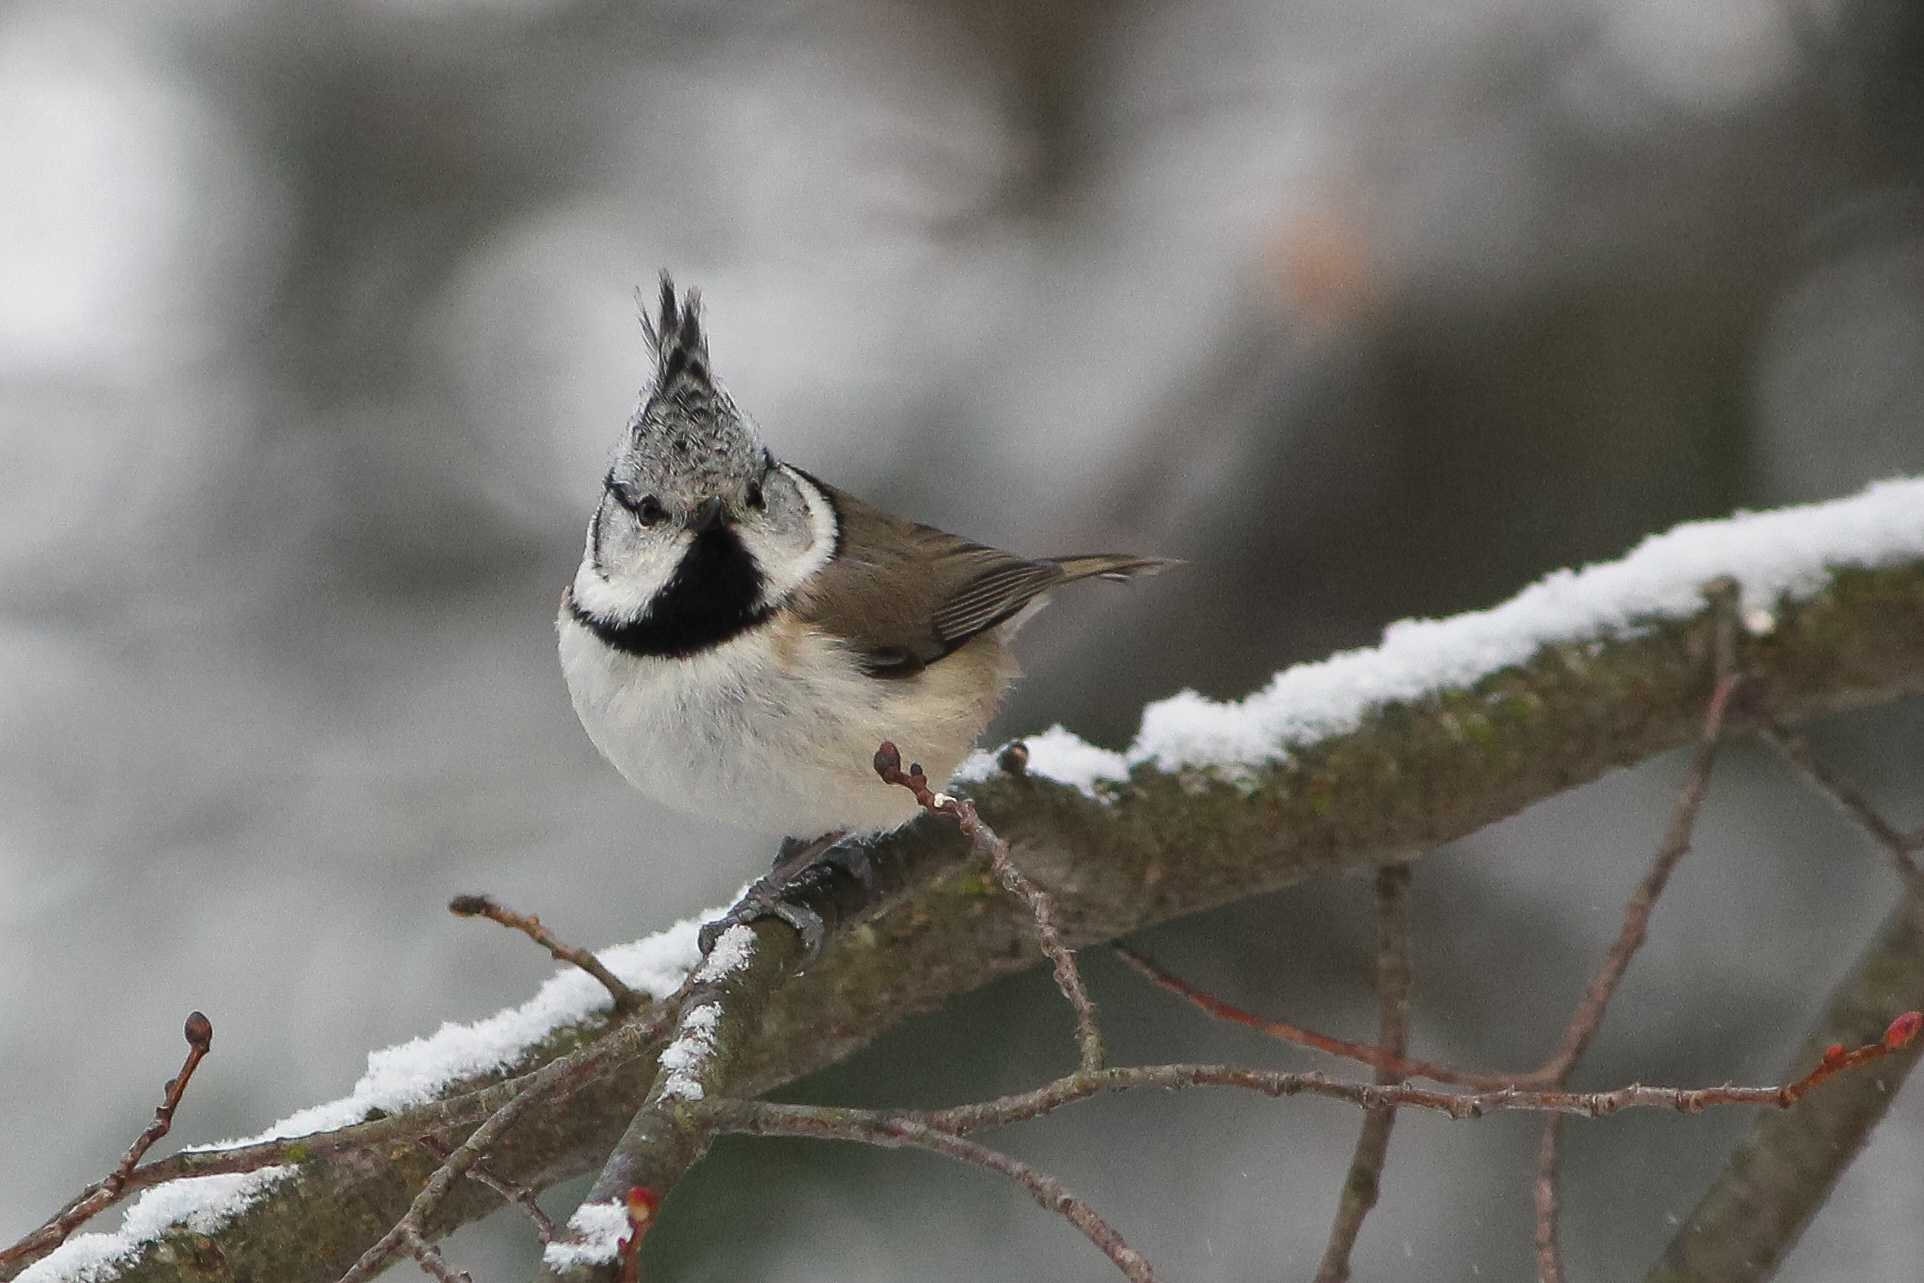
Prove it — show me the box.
[698,831,868,964]
[697,891,827,961]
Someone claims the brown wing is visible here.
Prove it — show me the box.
[796,479,1170,677]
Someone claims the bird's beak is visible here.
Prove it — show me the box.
[689,496,727,532]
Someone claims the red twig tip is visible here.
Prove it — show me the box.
[1781,1014,1922,1104]
[618,1187,659,1283]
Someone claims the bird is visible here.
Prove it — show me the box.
[558,277,1168,948]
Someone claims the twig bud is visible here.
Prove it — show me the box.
[184,1012,213,1052]
[448,895,496,918]
[1884,1011,1922,1050]
[873,742,902,779]
[623,1186,660,1223]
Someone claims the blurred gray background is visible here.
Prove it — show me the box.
[4,0,1924,1278]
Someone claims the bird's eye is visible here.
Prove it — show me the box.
[745,480,765,510]
[607,475,667,526]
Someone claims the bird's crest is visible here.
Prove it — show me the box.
[640,274,714,394]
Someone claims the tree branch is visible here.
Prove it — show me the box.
[537,922,800,1283]
[1645,897,1924,1282]
[13,555,1924,1283]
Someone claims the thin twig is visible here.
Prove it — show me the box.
[335,995,681,1283]
[95,991,671,1209]
[1531,598,1737,1279]
[1535,1115,1565,1283]
[696,1027,1924,1283]
[0,1013,213,1267]
[1112,944,1510,1088]
[451,894,645,1017]
[991,848,1105,1074]
[400,1226,473,1282]
[707,1099,1155,1283]
[1762,726,1924,892]
[912,1023,1923,1130]
[418,1135,556,1243]
[1314,865,1414,1283]
[338,1077,554,1283]
[1647,895,1924,1283]
[1538,656,1737,1082]
[685,1023,1921,1283]
[876,741,1105,1073]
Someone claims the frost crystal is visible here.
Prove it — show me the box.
[542,1201,633,1269]
[658,1001,724,1101]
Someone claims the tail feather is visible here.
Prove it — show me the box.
[1048,554,1180,583]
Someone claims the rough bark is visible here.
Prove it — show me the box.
[17,559,1924,1283]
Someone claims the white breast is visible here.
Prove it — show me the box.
[557,610,1015,838]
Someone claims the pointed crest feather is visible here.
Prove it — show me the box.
[639,272,712,391]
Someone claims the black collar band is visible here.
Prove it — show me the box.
[573,525,773,659]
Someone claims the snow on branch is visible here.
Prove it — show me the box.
[971,476,1924,791]
[9,479,1924,1283]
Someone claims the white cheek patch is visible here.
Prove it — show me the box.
[744,464,839,603]
[572,507,687,622]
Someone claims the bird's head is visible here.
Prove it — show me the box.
[571,277,834,635]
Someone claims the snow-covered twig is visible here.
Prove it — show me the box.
[539,922,790,1283]
[329,994,680,1283]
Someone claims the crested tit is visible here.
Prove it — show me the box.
[558,278,1166,867]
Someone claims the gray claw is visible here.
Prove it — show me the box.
[698,894,827,968]
[769,902,827,964]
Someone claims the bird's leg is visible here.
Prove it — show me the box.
[768,832,847,881]
[699,830,863,960]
